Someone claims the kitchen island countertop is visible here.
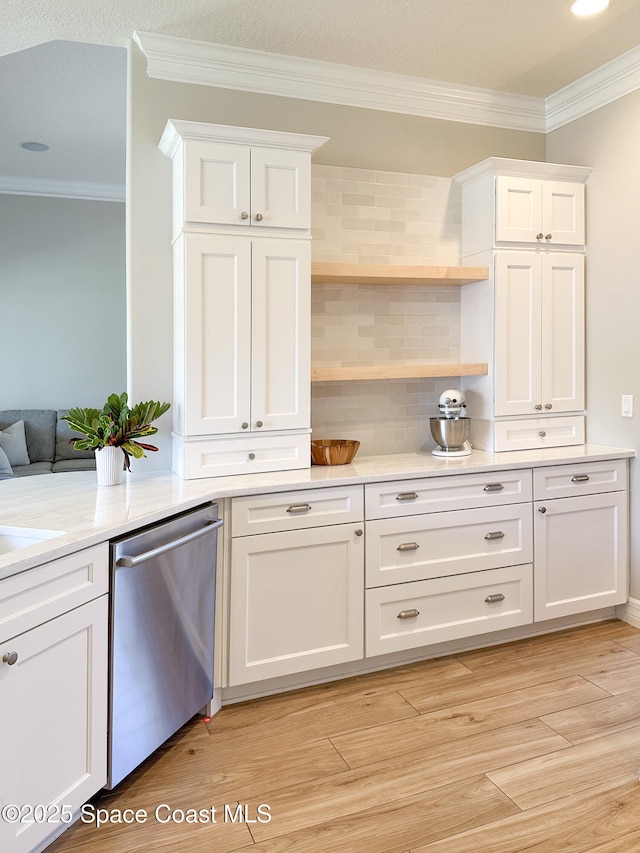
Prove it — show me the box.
[0,443,634,582]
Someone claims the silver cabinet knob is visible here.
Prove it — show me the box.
[255,420,263,428]
[248,452,256,460]
[355,529,363,537]
[539,430,547,437]
[255,213,263,221]
[241,211,249,220]
[3,651,18,666]
[538,506,547,513]
[545,403,552,410]
[241,422,249,429]
[536,233,544,241]
[545,233,552,241]
[535,404,543,411]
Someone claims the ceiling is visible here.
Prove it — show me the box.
[1,0,640,193]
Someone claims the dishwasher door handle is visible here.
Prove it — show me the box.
[117,519,224,568]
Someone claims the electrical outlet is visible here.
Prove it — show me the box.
[622,394,634,417]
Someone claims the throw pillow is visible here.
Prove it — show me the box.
[0,420,30,467]
[0,446,13,477]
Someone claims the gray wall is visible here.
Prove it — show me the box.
[1,193,126,409]
[128,41,545,468]
[547,90,640,599]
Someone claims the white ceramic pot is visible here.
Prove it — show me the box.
[95,445,125,486]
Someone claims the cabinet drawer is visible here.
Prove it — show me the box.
[0,544,108,643]
[494,416,585,452]
[232,486,364,536]
[365,470,531,520]
[366,564,533,657]
[366,504,532,587]
[533,459,628,500]
[174,432,310,479]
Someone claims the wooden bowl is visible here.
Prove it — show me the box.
[311,439,360,466]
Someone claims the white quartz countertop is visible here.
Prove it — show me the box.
[0,444,634,582]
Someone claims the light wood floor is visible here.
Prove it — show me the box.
[49,619,640,853]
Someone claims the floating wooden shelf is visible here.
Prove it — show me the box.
[311,262,489,286]
[311,363,488,382]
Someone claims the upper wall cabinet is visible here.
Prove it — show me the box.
[454,158,592,257]
[159,120,329,236]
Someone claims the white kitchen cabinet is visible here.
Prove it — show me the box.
[495,175,585,246]
[494,251,584,417]
[533,462,629,621]
[0,545,108,853]
[455,157,590,452]
[160,120,328,478]
[229,490,364,686]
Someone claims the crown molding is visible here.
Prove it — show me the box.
[545,44,640,132]
[134,31,546,133]
[0,175,125,202]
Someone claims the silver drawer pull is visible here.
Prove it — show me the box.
[286,503,312,513]
[2,651,18,666]
[397,609,420,619]
[485,593,506,603]
[483,483,504,492]
[484,531,505,541]
[397,542,420,552]
[396,492,418,501]
[571,474,590,483]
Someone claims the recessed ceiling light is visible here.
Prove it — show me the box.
[21,141,50,152]
[570,0,610,16]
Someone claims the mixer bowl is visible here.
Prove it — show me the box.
[429,417,471,450]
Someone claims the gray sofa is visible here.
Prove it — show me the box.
[0,410,96,477]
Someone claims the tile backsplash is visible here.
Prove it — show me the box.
[310,164,465,456]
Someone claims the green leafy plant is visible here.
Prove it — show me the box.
[62,393,171,470]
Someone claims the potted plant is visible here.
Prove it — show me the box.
[62,393,171,485]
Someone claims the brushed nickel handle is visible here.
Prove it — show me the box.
[397,542,420,552]
[2,651,18,666]
[485,593,506,603]
[483,483,504,492]
[545,233,552,241]
[241,421,249,429]
[240,211,249,220]
[571,474,590,483]
[536,232,544,241]
[397,609,420,620]
[287,503,311,513]
[535,404,543,410]
[545,403,553,410]
[396,492,418,501]
[539,431,547,437]
[255,213,263,221]
[248,452,256,460]
[255,420,263,428]
[355,529,363,537]
[538,506,547,513]
[484,531,505,540]
[116,520,224,567]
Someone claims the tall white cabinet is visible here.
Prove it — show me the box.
[454,158,592,452]
[160,121,328,479]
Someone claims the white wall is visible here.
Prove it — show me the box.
[547,90,640,597]
[1,194,126,410]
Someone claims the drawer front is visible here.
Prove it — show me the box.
[0,544,109,643]
[232,486,364,536]
[493,416,585,452]
[533,459,628,500]
[365,564,533,657]
[175,432,310,480]
[366,504,532,587]
[365,470,531,519]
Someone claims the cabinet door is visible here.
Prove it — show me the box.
[251,239,311,432]
[542,181,585,246]
[494,252,542,416]
[183,140,251,226]
[250,147,311,229]
[0,596,108,853]
[534,492,628,621]
[181,234,252,435]
[495,176,542,243]
[229,524,364,685]
[540,253,584,413]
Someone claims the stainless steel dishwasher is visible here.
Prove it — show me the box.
[107,502,222,789]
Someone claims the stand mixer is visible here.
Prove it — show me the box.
[429,389,472,457]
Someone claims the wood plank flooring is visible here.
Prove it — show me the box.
[48,619,640,853]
